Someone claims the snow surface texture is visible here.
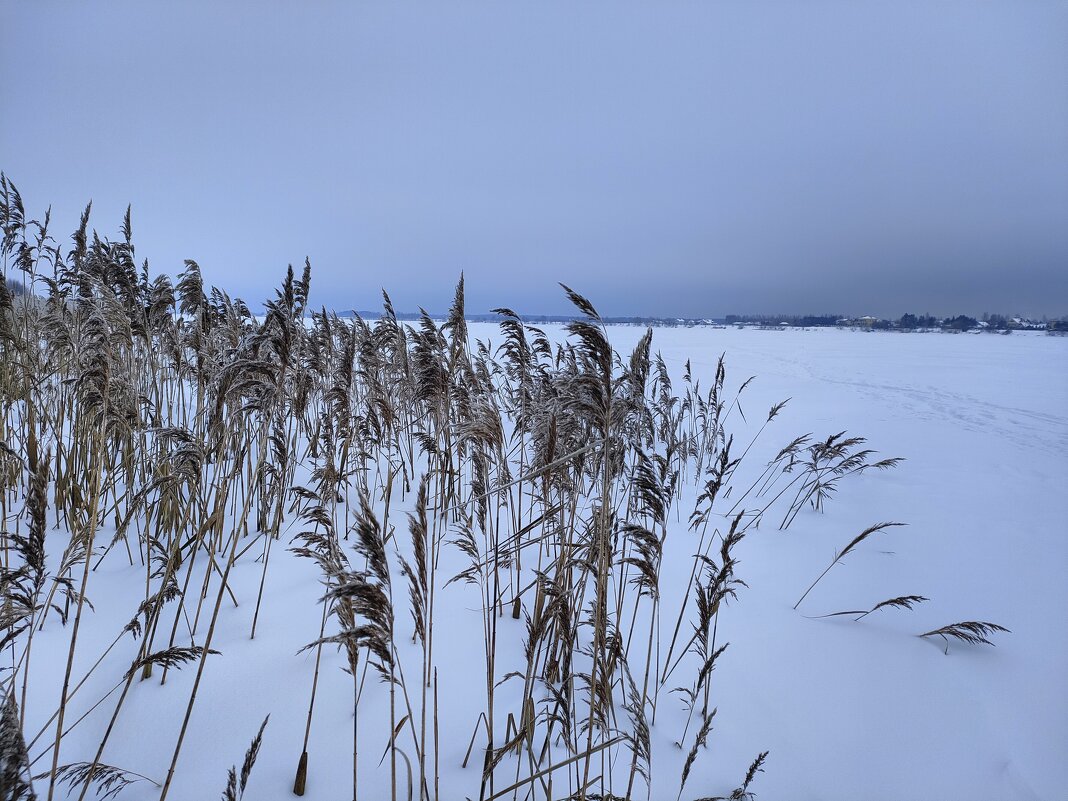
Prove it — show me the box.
[16,326,1067,801]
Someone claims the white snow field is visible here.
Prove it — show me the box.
[16,325,1068,801]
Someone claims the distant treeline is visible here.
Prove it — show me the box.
[727,311,1066,332]
[726,314,842,327]
[9,276,1059,331]
[349,310,722,327]
[0,275,26,295]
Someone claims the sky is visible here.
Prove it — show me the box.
[1,1,1066,319]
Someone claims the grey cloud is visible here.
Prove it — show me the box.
[1,1,1065,318]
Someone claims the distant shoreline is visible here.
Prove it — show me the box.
[335,309,1065,333]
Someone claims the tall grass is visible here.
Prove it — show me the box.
[0,177,1005,800]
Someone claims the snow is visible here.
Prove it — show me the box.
[19,326,1067,801]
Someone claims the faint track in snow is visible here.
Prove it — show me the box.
[810,375,1068,457]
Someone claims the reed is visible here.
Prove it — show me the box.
[0,178,1009,801]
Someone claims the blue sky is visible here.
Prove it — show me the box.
[2,1,1066,317]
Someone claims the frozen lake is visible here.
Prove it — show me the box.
[21,325,1067,801]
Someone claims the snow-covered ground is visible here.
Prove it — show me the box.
[22,326,1067,801]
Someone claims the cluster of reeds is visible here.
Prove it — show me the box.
[0,177,1004,801]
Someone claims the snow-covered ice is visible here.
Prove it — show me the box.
[19,326,1067,801]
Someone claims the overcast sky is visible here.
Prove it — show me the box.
[2,2,1066,318]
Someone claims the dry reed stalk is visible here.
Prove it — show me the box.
[0,183,1004,801]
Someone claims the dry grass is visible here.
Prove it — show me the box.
[0,177,1007,800]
